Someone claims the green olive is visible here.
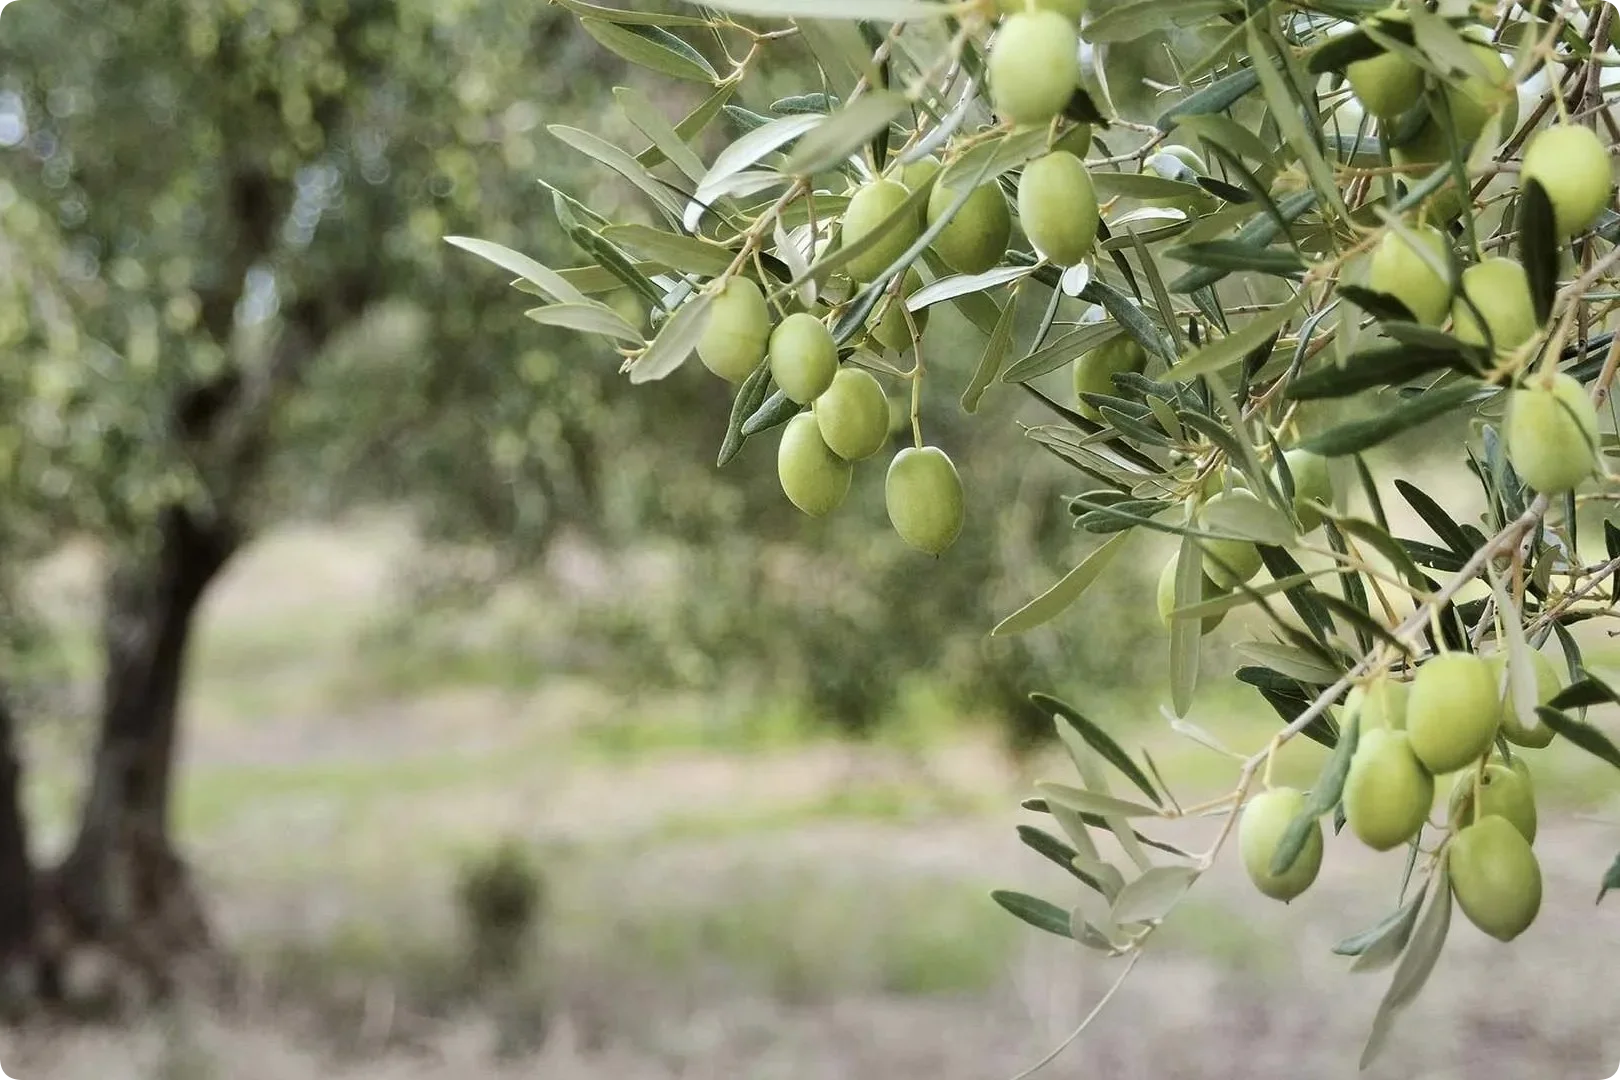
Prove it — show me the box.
[814,367,891,462]
[1156,551,1229,634]
[996,0,1087,21]
[926,180,1012,275]
[1448,815,1542,941]
[777,413,852,517]
[1442,42,1516,147]
[1198,490,1265,588]
[886,446,965,556]
[1344,726,1434,851]
[1073,335,1147,421]
[1407,651,1501,774]
[1239,787,1323,902]
[769,312,838,405]
[1505,370,1600,495]
[697,277,772,383]
[1018,151,1100,267]
[898,156,942,227]
[1344,674,1409,732]
[1365,223,1452,326]
[988,11,1080,127]
[1448,763,1537,843]
[1521,123,1614,236]
[1487,649,1561,749]
[1345,11,1423,121]
[868,267,929,353]
[842,179,921,283]
[1054,123,1092,158]
[1275,448,1333,531]
[1452,257,1539,352]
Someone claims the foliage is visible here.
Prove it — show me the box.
[452,0,1620,1069]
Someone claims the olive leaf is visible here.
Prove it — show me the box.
[1520,177,1559,326]
[1110,866,1200,924]
[1333,893,1424,974]
[962,287,1018,413]
[1270,709,1359,876]
[781,89,910,175]
[1598,852,1620,905]
[581,19,718,83]
[991,890,1073,940]
[1016,825,1109,894]
[445,236,591,306]
[525,302,644,342]
[1034,693,1164,808]
[1036,782,1164,819]
[1360,868,1452,1069]
[628,292,713,384]
[1300,381,1485,457]
[991,531,1131,636]
[1534,707,1620,770]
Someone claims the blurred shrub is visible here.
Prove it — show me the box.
[455,837,546,978]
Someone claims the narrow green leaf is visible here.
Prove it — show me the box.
[1090,172,1212,202]
[549,125,685,218]
[1286,342,1474,400]
[1598,852,1620,904]
[628,293,712,384]
[581,19,717,83]
[1170,529,1202,717]
[1535,707,1620,770]
[1520,178,1559,326]
[601,224,735,276]
[637,81,738,172]
[1394,480,1474,558]
[1016,825,1108,893]
[524,302,643,342]
[1270,711,1360,876]
[1247,22,1349,220]
[990,891,1073,939]
[1337,895,1424,975]
[1360,869,1451,1069]
[1155,67,1261,132]
[1110,866,1200,924]
[962,283,1019,413]
[551,0,710,25]
[1299,381,1483,457]
[910,265,1035,311]
[782,90,910,175]
[1036,782,1164,819]
[1200,489,1297,545]
[445,236,589,305]
[1167,241,1305,275]
[1173,293,1302,379]
[716,360,772,467]
[992,532,1131,636]
[694,112,821,205]
[1034,693,1163,808]
[615,86,708,182]
[1233,641,1342,685]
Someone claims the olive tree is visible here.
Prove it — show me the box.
[452,0,1620,1067]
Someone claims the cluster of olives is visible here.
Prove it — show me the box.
[696,276,965,556]
[1155,447,1334,633]
[1241,646,1564,942]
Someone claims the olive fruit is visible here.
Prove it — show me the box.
[1520,123,1613,235]
[1055,123,1092,158]
[1344,674,1409,732]
[1018,152,1100,267]
[1448,815,1542,941]
[842,180,920,283]
[697,277,772,383]
[1150,145,1208,178]
[1442,42,1516,147]
[1448,763,1537,843]
[814,368,890,462]
[1073,336,1147,420]
[886,446,965,555]
[898,156,942,226]
[1488,648,1561,749]
[1198,490,1265,588]
[1239,787,1323,902]
[988,11,1080,127]
[868,267,929,353]
[1366,223,1452,326]
[1407,652,1501,774]
[769,313,838,404]
[996,0,1087,20]
[1344,726,1434,851]
[1452,258,1539,351]
[927,180,1012,275]
[777,413,851,517]
[1505,371,1600,495]
[1156,552,1229,634]
[1345,14,1423,120]
[1275,448,1332,531]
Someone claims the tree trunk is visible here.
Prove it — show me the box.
[0,694,38,1017]
[48,503,239,1005]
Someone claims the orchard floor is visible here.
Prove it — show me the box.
[3,515,1619,1080]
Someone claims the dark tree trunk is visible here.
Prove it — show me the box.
[47,503,239,1004]
[0,694,38,1016]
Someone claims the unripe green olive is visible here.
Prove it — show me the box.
[1452,258,1539,351]
[1345,13,1423,121]
[842,179,921,283]
[1448,763,1537,843]
[898,156,942,226]
[697,277,772,383]
[1443,42,1516,147]
[1344,726,1434,851]
[1018,151,1099,267]
[1344,674,1409,732]
[1488,649,1561,749]
[1365,223,1452,326]
[1448,815,1542,941]
[1521,123,1614,236]
[814,367,891,462]
[1154,145,1208,178]
[769,313,838,404]
[1156,552,1229,634]
[1505,371,1600,495]
[926,180,1012,275]
[1239,787,1323,902]
[988,11,1080,127]
[1073,336,1147,421]
[886,446,965,555]
[777,413,851,517]
[1054,123,1092,158]
[1407,651,1501,774]
[1275,448,1333,531]
[1198,490,1265,588]
[996,0,1087,21]
[868,267,929,353]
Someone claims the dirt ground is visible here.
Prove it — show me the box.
[2,518,1617,1080]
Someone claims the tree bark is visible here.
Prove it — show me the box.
[50,503,239,1000]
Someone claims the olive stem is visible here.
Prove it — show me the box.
[1006,950,1145,1080]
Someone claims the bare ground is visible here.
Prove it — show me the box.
[3,518,1618,1079]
